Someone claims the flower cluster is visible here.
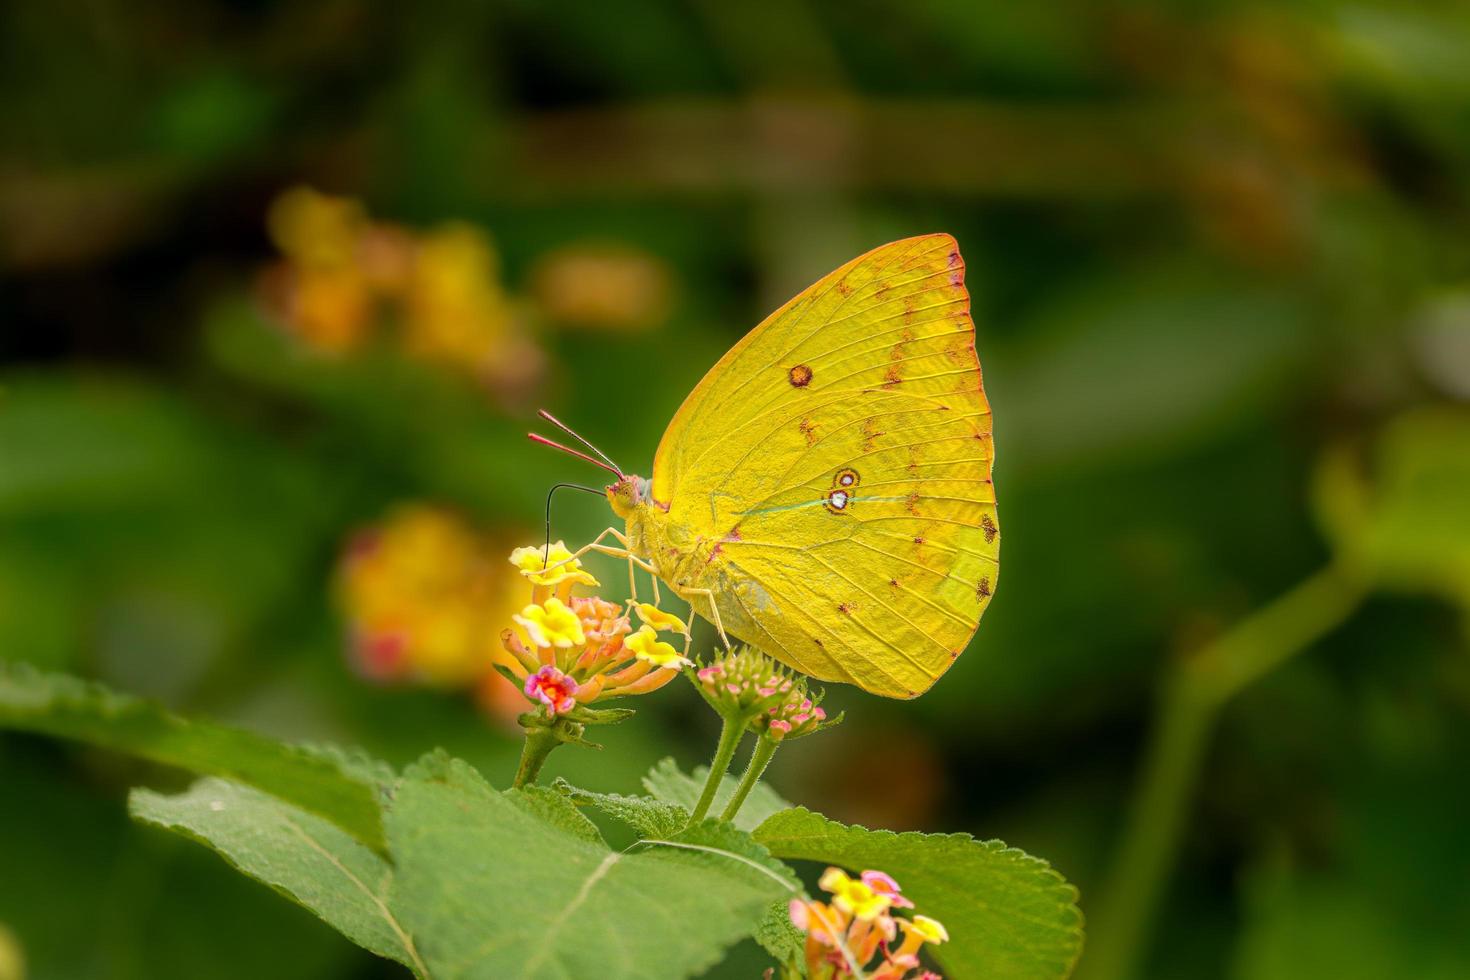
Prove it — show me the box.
[528,242,673,332]
[258,186,542,395]
[787,868,948,980]
[334,504,529,723]
[695,646,833,741]
[499,543,691,719]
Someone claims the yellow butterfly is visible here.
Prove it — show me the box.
[534,234,997,699]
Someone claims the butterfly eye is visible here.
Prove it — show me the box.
[834,468,860,488]
[824,489,851,513]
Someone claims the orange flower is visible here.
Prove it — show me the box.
[788,868,947,980]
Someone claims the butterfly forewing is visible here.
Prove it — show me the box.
[650,234,997,698]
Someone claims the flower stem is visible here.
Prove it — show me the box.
[1080,562,1366,980]
[720,736,779,823]
[689,714,744,823]
[512,725,561,789]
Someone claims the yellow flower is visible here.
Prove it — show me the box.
[403,222,511,370]
[909,914,948,944]
[819,867,891,921]
[514,598,586,649]
[634,602,686,634]
[267,186,365,268]
[509,541,599,588]
[528,243,673,332]
[624,626,691,669]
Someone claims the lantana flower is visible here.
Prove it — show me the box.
[788,867,948,980]
[820,868,893,921]
[626,626,693,669]
[514,598,586,649]
[634,602,687,634]
[336,505,527,720]
[524,665,580,715]
[510,541,600,589]
[257,188,545,396]
[694,646,836,742]
[500,545,691,720]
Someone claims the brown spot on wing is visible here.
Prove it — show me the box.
[838,602,852,615]
[883,364,903,389]
[836,281,853,297]
[789,364,813,387]
[981,514,998,543]
[905,492,922,516]
[799,417,818,446]
[890,328,915,363]
[977,576,992,600]
[862,417,885,451]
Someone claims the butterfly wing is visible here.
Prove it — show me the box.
[650,234,997,699]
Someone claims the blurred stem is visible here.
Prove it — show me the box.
[721,737,779,823]
[1081,562,1367,980]
[690,715,745,823]
[512,726,561,789]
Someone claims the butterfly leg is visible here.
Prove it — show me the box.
[680,586,731,651]
[550,527,629,569]
[548,527,643,598]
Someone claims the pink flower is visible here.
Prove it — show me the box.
[862,869,915,909]
[524,665,579,715]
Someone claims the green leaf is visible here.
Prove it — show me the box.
[1315,409,1470,610]
[753,807,1084,980]
[389,754,794,979]
[0,663,388,851]
[508,784,606,845]
[752,898,805,968]
[642,757,792,832]
[553,777,690,839]
[129,778,427,977]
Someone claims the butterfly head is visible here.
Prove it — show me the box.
[606,474,650,518]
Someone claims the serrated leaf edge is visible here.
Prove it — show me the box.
[753,807,1085,977]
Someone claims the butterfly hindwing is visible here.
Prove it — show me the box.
[650,234,996,698]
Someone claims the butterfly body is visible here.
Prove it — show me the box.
[601,234,998,699]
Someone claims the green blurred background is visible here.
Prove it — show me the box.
[3,1,1470,978]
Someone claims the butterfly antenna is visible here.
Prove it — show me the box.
[541,483,607,571]
[535,409,624,478]
[528,434,623,476]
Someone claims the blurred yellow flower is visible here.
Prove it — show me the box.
[529,243,673,332]
[336,504,528,723]
[258,188,546,399]
[261,187,376,354]
[267,186,366,268]
[819,867,891,922]
[404,222,511,370]
[908,915,947,945]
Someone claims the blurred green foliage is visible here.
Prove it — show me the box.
[3,0,1470,977]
